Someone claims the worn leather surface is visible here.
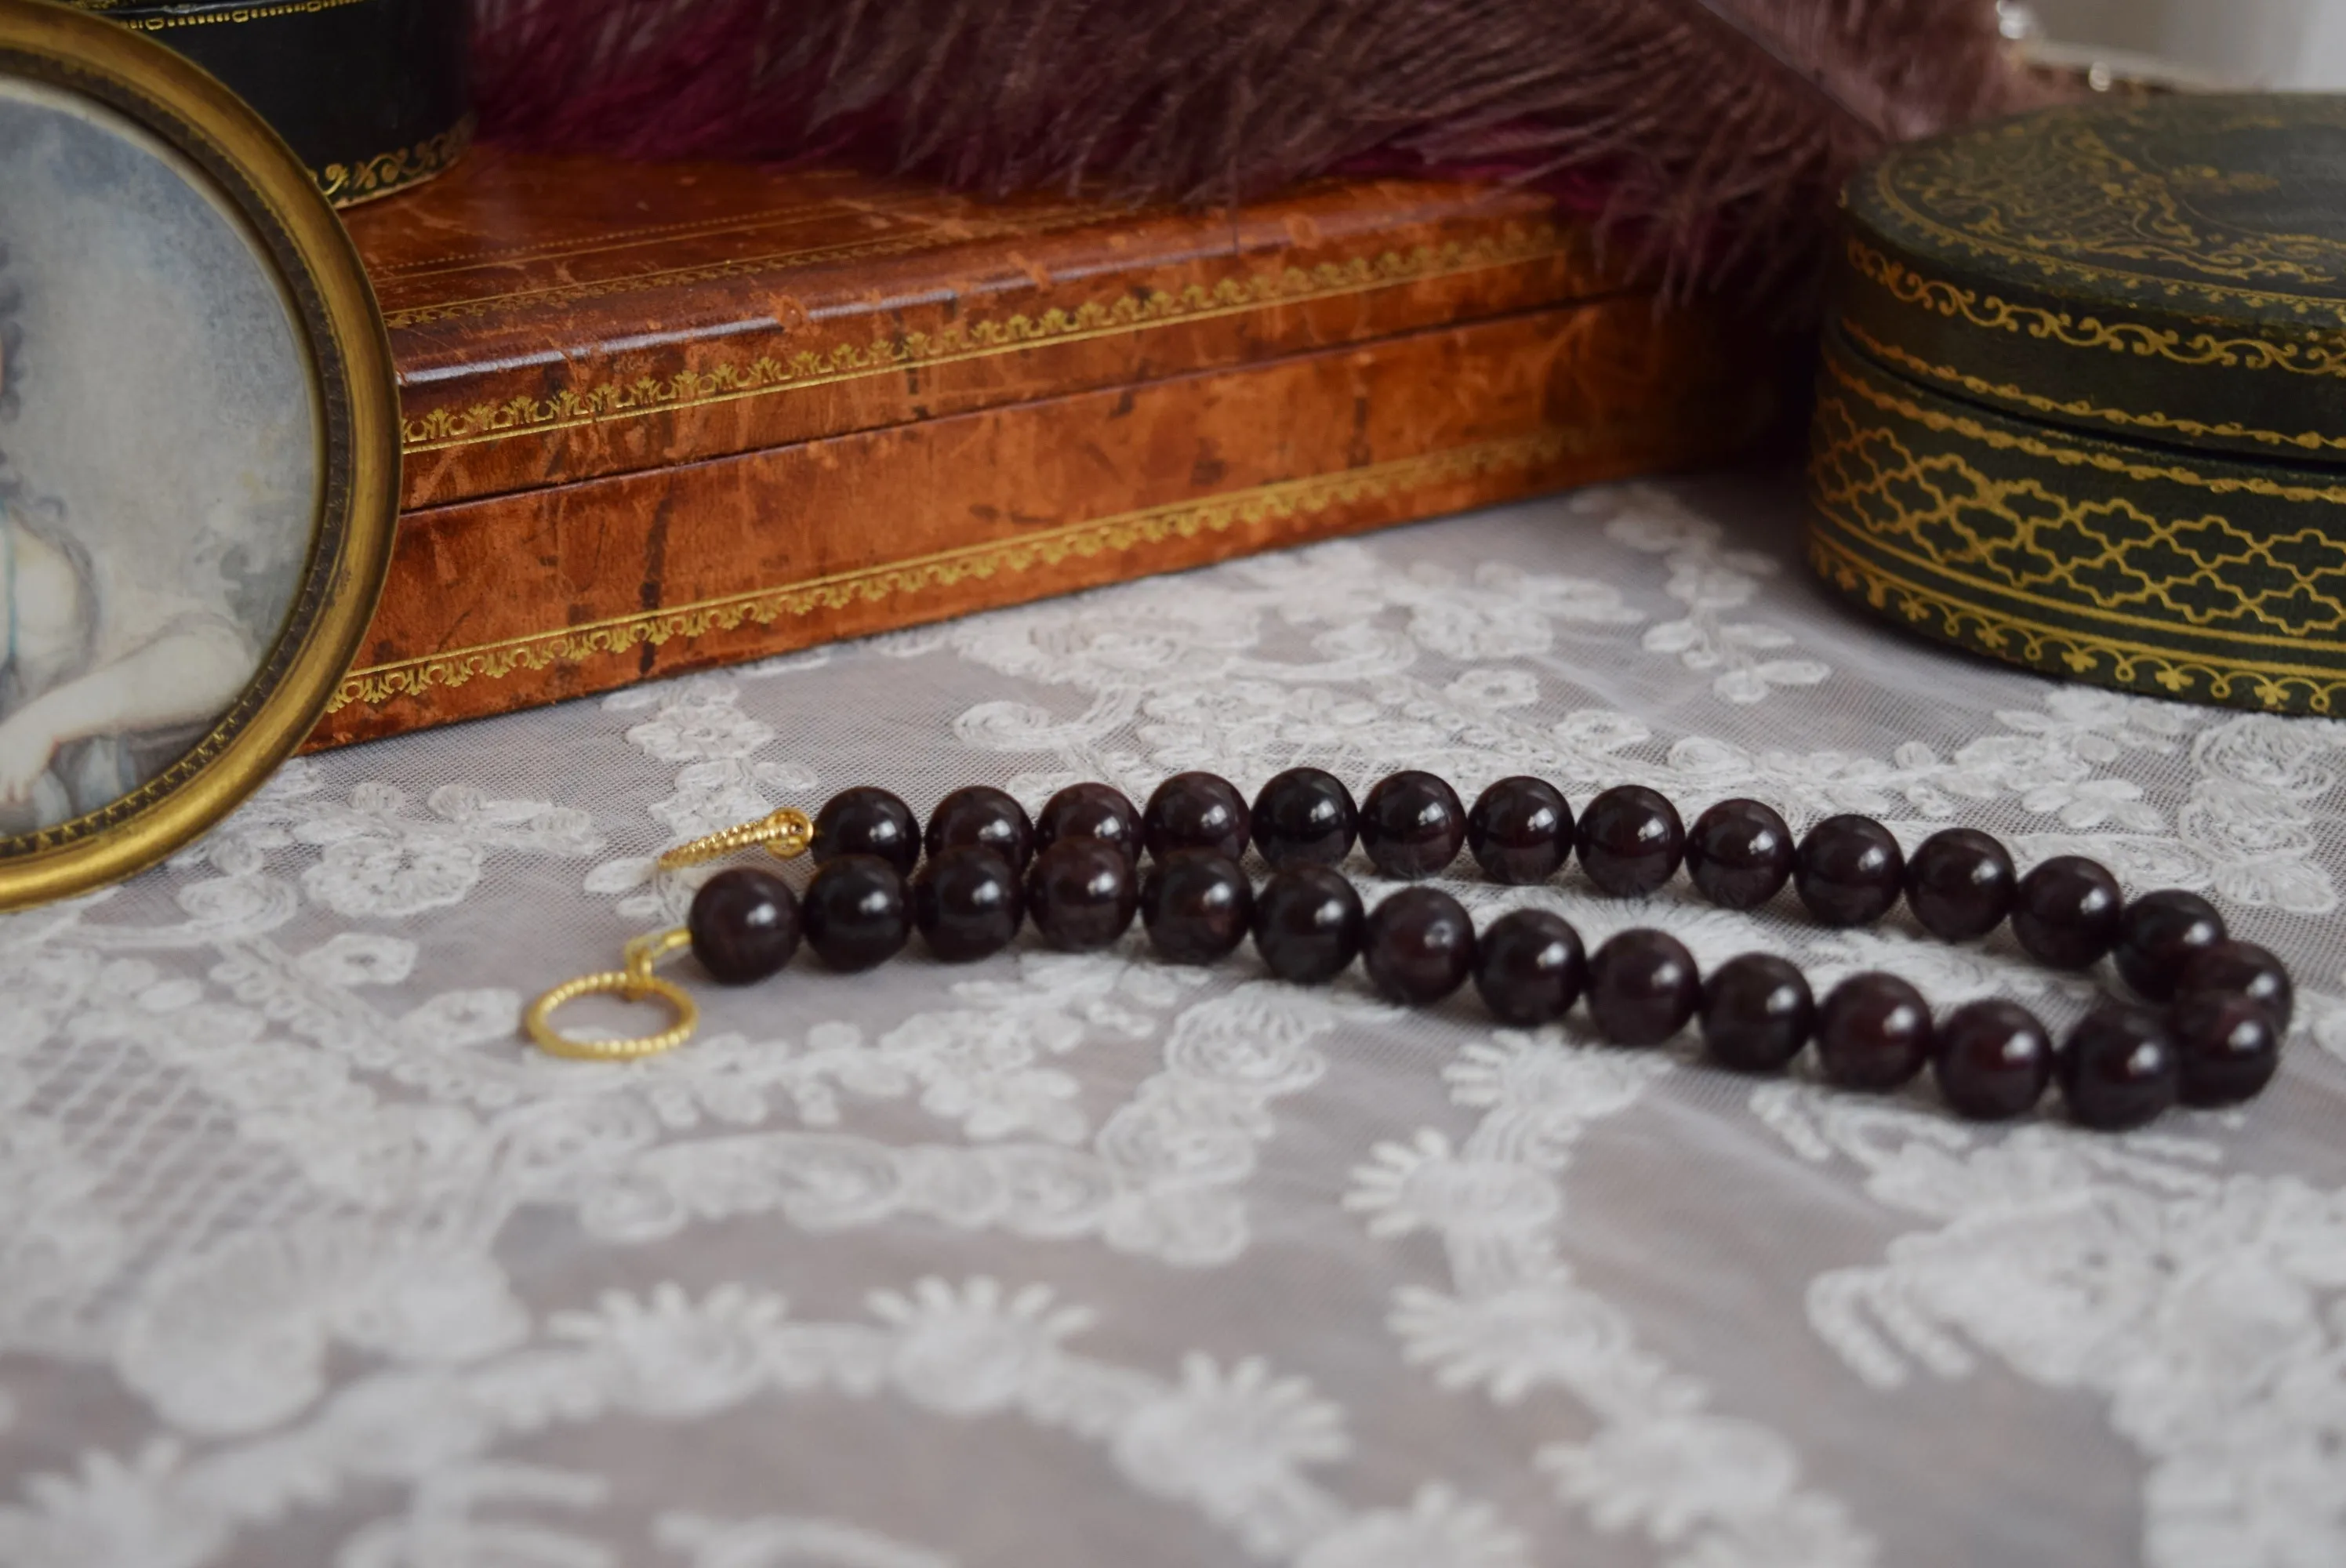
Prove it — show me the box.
[347,149,1625,510]
[318,152,1781,748]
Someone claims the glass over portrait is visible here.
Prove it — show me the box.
[0,74,320,836]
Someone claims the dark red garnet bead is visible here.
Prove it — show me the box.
[1903,827,2015,942]
[1684,799,1795,911]
[910,844,1024,963]
[1931,998,2054,1120]
[1794,815,1905,928]
[1815,971,1932,1091]
[1575,786,1684,898]
[812,786,922,877]
[2059,1006,2179,1131]
[802,855,913,972]
[1359,771,1469,880]
[924,786,1035,871]
[2112,890,2225,1002]
[2174,939,2294,1033]
[1362,886,1476,1005]
[688,866,802,985]
[1142,772,1251,861]
[2010,855,2124,970]
[1465,777,1573,886]
[1140,849,1255,964]
[1250,768,1358,869]
[1472,909,1586,1026]
[2170,991,2282,1108]
[1698,952,1813,1073]
[1035,782,1143,862]
[1251,866,1365,985]
[1586,928,1700,1046]
[1026,838,1138,952]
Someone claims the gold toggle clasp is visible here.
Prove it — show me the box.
[524,926,699,1061]
[656,807,815,872]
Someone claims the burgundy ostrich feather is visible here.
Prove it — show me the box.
[470,0,2035,300]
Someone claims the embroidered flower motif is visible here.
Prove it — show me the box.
[1445,668,1539,710]
[1346,1131,1563,1240]
[303,837,484,920]
[1113,1354,1348,1548]
[1542,1414,1803,1541]
[626,691,776,763]
[1389,1280,1674,1408]
[548,1283,786,1419]
[866,1277,1093,1416]
[1295,1485,1529,1568]
[0,1441,221,1568]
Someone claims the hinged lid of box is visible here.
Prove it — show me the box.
[1836,94,2346,466]
[343,149,1621,514]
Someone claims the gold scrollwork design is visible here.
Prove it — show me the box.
[1863,100,2346,309]
[398,225,1581,454]
[1843,237,2346,379]
[1837,317,2346,455]
[333,428,1585,714]
[319,114,471,207]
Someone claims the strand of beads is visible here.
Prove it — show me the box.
[678,771,2293,1133]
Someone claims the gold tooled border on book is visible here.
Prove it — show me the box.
[1807,527,2346,715]
[332,428,1582,714]
[398,224,1589,455]
[321,114,471,208]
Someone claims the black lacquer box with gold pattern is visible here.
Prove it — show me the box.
[67,0,469,205]
[1809,94,2346,717]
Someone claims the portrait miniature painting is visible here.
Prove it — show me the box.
[0,74,318,836]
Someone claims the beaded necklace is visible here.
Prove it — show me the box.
[527,770,2293,1135]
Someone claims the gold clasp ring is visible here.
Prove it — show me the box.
[656,807,815,871]
[524,927,699,1061]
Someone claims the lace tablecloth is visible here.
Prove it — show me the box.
[5,474,2342,1568]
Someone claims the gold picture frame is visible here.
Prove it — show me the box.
[0,0,397,908]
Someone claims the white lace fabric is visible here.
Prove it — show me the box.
[2,474,2343,1568]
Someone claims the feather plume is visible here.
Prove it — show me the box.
[469,0,2041,303]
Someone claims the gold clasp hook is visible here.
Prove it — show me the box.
[656,807,814,872]
[523,806,816,1062]
[523,926,699,1061]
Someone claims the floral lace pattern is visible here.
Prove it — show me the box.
[1,477,2342,1566]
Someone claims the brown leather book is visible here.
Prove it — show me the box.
[314,147,1786,748]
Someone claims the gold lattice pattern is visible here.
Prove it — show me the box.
[1808,358,2346,641]
[1804,528,2346,715]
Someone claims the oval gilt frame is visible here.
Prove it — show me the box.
[0,0,398,909]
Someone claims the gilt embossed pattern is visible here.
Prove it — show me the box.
[5,478,2345,1566]
[1809,346,2346,714]
[1862,97,2346,307]
[1836,96,2346,461]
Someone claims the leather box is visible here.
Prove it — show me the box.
[1810,93,2346,717]
[314,147,1789,748]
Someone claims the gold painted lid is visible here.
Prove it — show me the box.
[1836,94,2346,466]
